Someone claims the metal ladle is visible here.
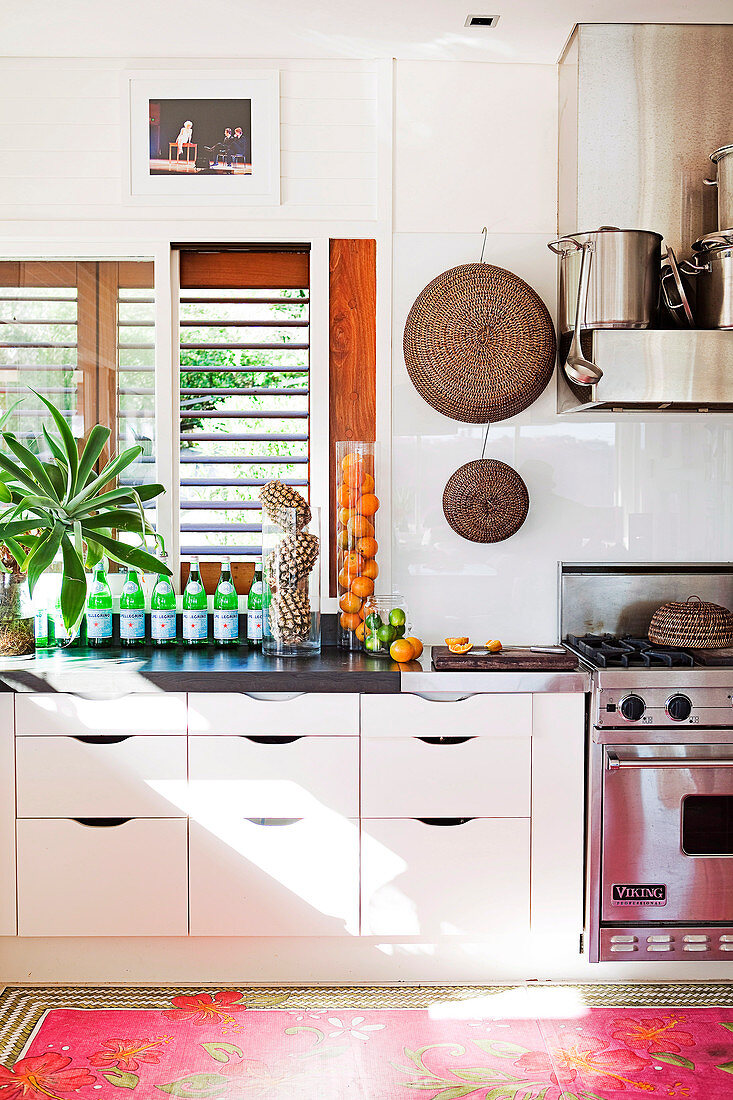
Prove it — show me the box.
[563,240,603,386]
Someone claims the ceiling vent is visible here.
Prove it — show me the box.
[464,14,500,27]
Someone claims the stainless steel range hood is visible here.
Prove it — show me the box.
[557,24,733,413]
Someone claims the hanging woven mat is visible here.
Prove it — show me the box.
[403,262,556,423]
[648,596,733,650]
[442,459,529,543]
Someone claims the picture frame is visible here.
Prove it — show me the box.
[125,70,280,204]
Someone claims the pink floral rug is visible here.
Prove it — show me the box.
[2,989,733,1099]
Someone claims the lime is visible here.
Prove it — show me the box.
[377,624,396,646]
[365,612,382,631]
[389,607,406,628]
[394,624,406,638]
[365,634,381,652]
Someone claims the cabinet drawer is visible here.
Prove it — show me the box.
[361,693,531,739]
[189,817,359,936]
[17,818,188,936]
[16,736,187,818]
[189,736,358,817]
[15,693,187,736]
[189,692,359,736]
[362,736,530,818]
[361,818,530,936]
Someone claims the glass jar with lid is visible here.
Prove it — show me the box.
[361,593,410,658]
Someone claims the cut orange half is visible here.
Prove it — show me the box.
[445,637,469,646]
[485,639,503,653]
[448,642,473,654]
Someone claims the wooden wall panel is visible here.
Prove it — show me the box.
[181,560,255,596]
[180,251,309,290]
[328,238,377,595]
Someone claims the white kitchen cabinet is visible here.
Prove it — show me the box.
[361,817,530,937]
[15,693,187,737]
[16,736,188,819]
[0,695,15,934]
[361,693,532,739]
[189,816,359,936]
[17,818,188,936]
[188,735,358,817]
[362,735,530,818]
[188,692,359,736]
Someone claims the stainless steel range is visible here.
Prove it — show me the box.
[561,563,733,963]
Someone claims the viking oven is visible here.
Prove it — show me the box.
[561,563,733,962]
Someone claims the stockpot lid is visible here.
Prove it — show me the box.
[548,227,663,252]
[693,228,733,252]
[710,144,733,163]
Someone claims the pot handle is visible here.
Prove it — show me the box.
[563,241,603,387]
[680,255,710,276]
[704,177,718,187]
[547,235,582,255]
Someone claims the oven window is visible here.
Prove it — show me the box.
[682,796,733,856]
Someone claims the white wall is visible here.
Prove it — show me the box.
[391,59,733,645]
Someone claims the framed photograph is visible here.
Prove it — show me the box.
[126,70,280,203]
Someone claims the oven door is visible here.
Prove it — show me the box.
[601,743,733,922]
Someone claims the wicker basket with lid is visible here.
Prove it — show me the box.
[648,596,733,649]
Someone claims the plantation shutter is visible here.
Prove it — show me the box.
[177,247,310,560]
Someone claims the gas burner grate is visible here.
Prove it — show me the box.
[566,633,695,669]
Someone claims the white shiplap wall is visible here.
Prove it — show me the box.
[0,59,378,225]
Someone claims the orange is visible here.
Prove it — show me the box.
[339,592,362,615]
[342,454,363,488]
[361,559,379,580]
[357,493,380,517]
[359,602,370,620]
[405,636,423,659]
[485,639,502,653]
[340,611,361,632]
[344,551,365,574]
[337,483,356,508]
[448,642,473,654]
[351,576,374,599]
[357,536,378,559]
[390,638,415,663]
[351,515,374,539]
[445,637,469,646]
[341,452,361,472]
[361,473,375,494]
[355,621,366,642]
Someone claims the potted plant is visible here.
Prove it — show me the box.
[0,390,171,656]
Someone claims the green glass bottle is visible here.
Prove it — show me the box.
[246,561,264,649]
[120,567,146,646]
[151,552,177,646]
[51,590,71,649]
[183,557,208,645]
[85,561,113,647]
[213,556,238,645]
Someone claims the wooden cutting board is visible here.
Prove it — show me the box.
[689,646,733,667]
[431,646,579,671]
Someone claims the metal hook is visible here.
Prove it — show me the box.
[480,421,490,460]
[479,227,487,263]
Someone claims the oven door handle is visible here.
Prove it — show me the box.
[607,750,733,771]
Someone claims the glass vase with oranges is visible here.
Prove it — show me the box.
[335,441,380,650]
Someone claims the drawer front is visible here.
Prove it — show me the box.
[189,817,359,936]
[189,692,359,737]
[189,736,358,817]
[361,818,530,937]
[16,736,187,818]
[362,736,530,818]
[361,693,532,739]
[17,818,188,936]
[15,693,187,736]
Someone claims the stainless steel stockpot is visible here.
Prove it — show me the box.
[705,144,733,233]
[548,227,663,335]
[681,240,733,329]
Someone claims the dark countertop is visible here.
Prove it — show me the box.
[0,644,401,694]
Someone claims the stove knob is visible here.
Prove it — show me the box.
[620,694,646,722]
[666,694,692,722]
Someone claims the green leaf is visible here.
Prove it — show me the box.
[719,1023,733,1033]
[77,424,111,488]
[42,425,68,469]
[67,445,142,511]
[155,1073,229,1097]
[3,433,60,501]
[430,1088,476,1100]
[25,521,64,597]
[0,447,52,499]
[0,482,10,503]
[716,1060,733,1074]
[0,518,51,539]
[87,531,172,575]
[474,1040,530,1059]
[201,1042,243,1063]
[102,1070,140,1089]
[284,1026,324,1046]
[649,1052,695,1070]
[43,461,66,501]
[453,1068,495,1082]
[30,388,78,496]
[2,535,26,566]
[84,538,104,569]
[59,533,87,630]
[82,509,150,534]
[404,1044,466,1077]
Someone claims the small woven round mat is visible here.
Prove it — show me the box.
[649,597,733,649]
[403,262,556,423]
[442,459,529,543]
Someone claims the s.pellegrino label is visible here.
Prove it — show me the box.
[120,609,145,641]
[214,609,238,642]
[183,608,208,641]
